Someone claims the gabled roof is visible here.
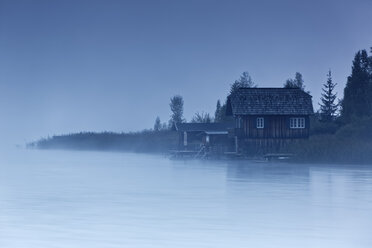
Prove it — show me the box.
[174,122,234,132]
[227,88,314,116]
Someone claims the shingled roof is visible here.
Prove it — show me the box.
[226,88,314,116]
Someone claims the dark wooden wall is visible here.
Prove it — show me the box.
[239,115,310,139]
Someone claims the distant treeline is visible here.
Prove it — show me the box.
[28,130,178,153]
[28,118,372,163]
[29,46,372,163]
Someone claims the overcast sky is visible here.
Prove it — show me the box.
[0,0,371,144]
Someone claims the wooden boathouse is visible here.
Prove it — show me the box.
[226,88,314,155]
[173,122,234,158]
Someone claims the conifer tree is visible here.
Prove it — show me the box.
[368,47,372,115]
[214,100,222,122]
[342,50,371,121]
[319,70,338,122]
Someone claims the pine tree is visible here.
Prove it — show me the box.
[214,100,222,122]
[154,116,161,131]
[319,70,338,122]
[216,99,234,123]
[368,47,372,115]
[342,50,371,121]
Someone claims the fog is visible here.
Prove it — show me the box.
[1,149,372,247]
[1,0,372,144]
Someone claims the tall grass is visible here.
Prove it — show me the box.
[28,130,178,154]
[290,117,372,163]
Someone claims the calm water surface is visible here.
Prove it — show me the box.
[1,149,372,247]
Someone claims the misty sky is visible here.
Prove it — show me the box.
[0,0,371,144]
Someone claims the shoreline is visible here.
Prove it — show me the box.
[27,146,372,165]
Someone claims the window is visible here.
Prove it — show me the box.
[290,117,305,128]
[256,117,264,128]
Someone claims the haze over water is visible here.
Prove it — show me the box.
[1,149,372,247]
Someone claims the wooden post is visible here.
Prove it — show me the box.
[183,131,187,148]
[235,136,238,153]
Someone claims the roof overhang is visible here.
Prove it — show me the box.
[204,131,228,135]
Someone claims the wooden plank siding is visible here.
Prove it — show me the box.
[239,115,309,139]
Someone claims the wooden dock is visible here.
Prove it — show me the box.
[263,153,294,161]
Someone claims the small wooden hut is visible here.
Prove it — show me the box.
[173,122,234,156]
[226,88,314,154]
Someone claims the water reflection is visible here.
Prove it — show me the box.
[226,161,310,182]
[1,149,372,248]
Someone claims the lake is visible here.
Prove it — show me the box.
[1,149,372,247]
